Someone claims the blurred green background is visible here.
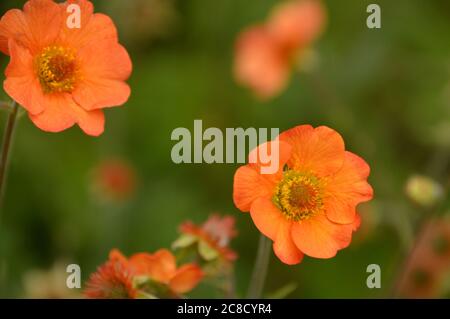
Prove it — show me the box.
[0,0,449,298]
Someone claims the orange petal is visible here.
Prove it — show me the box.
[75,106,105,136]
[234,25,289,100]
[169,264,203,294]
[129,253,153,276]
[28,93,105,136]
[352,213,361,231]
[279,125,345,177]
[247,140,292,175]
[77,39,132,80]
[109,249,129,268]
[73,78,130,111]
[267,0,326,49]
[291,213,356,259]
[233,141,291,212]
[73,39,132,110]
[0,9,27,55]
[0,0,63,55]
[129,249,177,284]
[151,250,177,276]
[273,220,304,265]
[4,40,45,115]
[28,94,75,133]
[233,166,276,212]
[325,151,373,224]
[59,0,118,49]
[250,197,285,241]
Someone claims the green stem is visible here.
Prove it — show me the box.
[0,101,18,297]
[247,234,271,299]
[0,101,19,211]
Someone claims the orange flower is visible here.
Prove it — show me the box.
[0,0,132,136]
[234,0,325,100]
[234,26,288,100]
[127,249,204,295]
[91,159,137,202]
[267,0,325,51]
[85,249,203,298]
[84,250,137,299]
[178,214,238,262]
[233,125,373,265]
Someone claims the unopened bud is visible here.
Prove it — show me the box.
[405,175,444,207]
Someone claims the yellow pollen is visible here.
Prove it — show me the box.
[273,170,325,221]
[35,46,78,94]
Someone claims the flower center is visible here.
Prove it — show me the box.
[273,170,325,221]
[35,46,78,94]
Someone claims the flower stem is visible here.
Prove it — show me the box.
[247,234,271,299]
[0,101,19,211]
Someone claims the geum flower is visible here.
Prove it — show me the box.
[84,249,203,299]
[84,250,137,299]
[174,214,238,262]
[0,0,132,136]
[233,125,373,265]
[234,0,325,100]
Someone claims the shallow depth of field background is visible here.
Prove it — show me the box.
[0,0,449,298]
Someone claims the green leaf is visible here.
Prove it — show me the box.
[198,240,219,261]
[136,291,158,299]
[133,275,152,287]
[172,234,198,249]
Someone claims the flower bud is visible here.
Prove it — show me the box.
[405,175,444,208]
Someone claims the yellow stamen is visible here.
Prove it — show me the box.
[35,46,78,94]
[273,170,325,221]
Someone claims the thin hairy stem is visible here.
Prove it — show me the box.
[247,234,271,299]
[0,101,19,211]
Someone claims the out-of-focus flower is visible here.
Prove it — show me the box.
[405,175,444,208]
[399,217,450,298]
[267,0,325,50]
[233,125,373,265]
[128,249,203,297]
[173,214,238,262]
[23,262,80,299]
[234,26,288,100]
[106,0,179,46]
[84,250,137,299]
[0,0,132,136]
[84,249,203,299]
[234,0,326,100]
[91,159,137,202]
